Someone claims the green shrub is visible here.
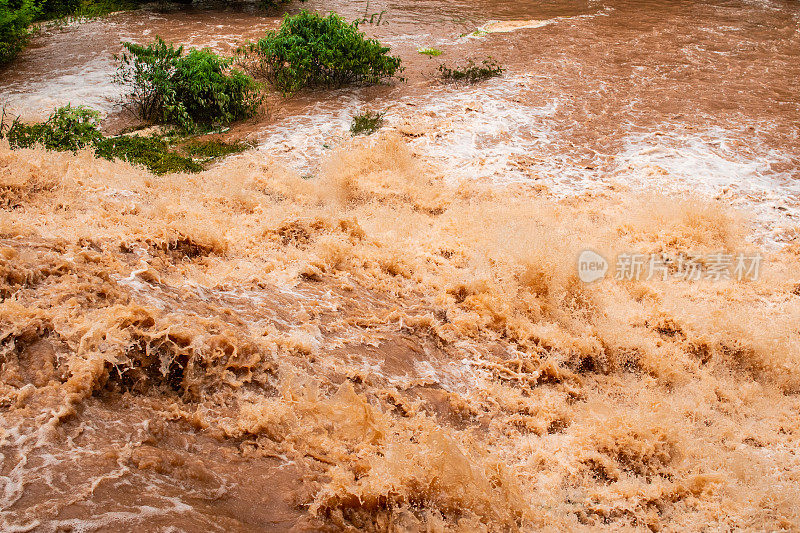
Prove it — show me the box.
[114,38,182,121]
[239,10,402,95]
[438,58,504,83]
[115,37,261,131]
[350,110,384,136]
[4,104,102,151]
[0,0,38,66]
[171,49,260,129]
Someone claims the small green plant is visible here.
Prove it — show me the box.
[359,1,387,26]
[170,48,261,129]
[115,37,261,131]
[0,106,11,136]
[438,58,504,83]
[350,111,384,136]
[239,10,402,95]
[417,47,442,57]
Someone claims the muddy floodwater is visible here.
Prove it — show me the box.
[1,0,800,531]
[3,0,799,231]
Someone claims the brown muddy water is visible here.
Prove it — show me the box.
[2,0,800,531]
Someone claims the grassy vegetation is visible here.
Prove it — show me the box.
[350,111,384,136]
[95,135,202,174]
[438,58,504,83]
[115,37,261,131]
[184,138,250,159]
[0,104,250,174]
[417,47,442,57]
[238,10,403,95]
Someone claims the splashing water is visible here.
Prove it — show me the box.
[1,0,800,531]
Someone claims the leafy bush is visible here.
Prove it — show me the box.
[4,104,102,151]
[350,111,384,136]
[115,37,261,131]
[239,10,402,95]
[171,49,260,128]
[0,0,38,66]
[114,38,182,121]
[438,58,504,83]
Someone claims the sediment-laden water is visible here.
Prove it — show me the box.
[1,0,799,531]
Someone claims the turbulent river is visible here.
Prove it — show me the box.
[1,0,799,531]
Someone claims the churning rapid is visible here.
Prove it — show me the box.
[2,0,800,531]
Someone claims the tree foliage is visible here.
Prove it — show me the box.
[0,0,38,66]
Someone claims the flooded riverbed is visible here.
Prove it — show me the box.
[1,0,800,531]
[3,0,799,236]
